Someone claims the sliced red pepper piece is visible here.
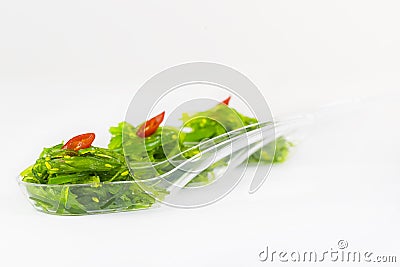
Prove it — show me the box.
[62,133,96,151]
[221,96,231,105]
[136,111,165,138]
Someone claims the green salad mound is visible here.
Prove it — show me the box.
[20,100,292,215]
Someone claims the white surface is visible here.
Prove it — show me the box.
[1,1,399,266]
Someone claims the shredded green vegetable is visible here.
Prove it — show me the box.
[20,103,292,215]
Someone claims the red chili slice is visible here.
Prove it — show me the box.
[136,111,165,138]
[62,133,96,151]
[221,96,231,105]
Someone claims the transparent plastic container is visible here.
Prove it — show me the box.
[17,93,356,215]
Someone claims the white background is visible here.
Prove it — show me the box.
[1,1,399,266]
